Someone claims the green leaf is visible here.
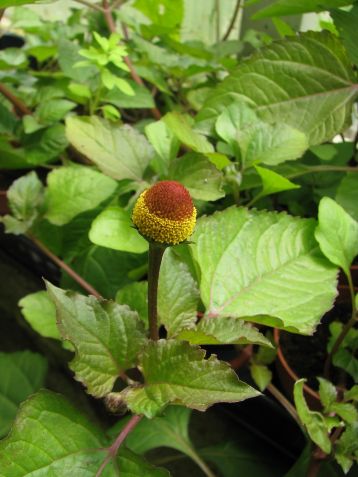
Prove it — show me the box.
[250,364,272,391]
[0,351,47,438]
[294,379,331,454]
[102,104,121,121]
[24,124,68,166]
[116,281,148,326]
[252,0,354,19]
[336,173,358,221]
[178,317,273,347]
[134,0,183,28]
[335,423,358,474]
[216,103,257,154]
[46,282,147,397]
[0,390,169,477]
[45,165,117,226]
[145,119,179,176]
[190,207,338,334]
[331,5,358,66]
[61,246,147,299]
[1,171,44,234]
[344,385,358,402]
[239,122,309,167]
[58,39,97,82]
[66,116,154,181]
[110,406,194,455]
[19,291,59,341]
[169,153,224,201]
[315,196,358,276]
[164,112,214,153]
[158,248,200,337]
[68,83,92,99]
[122,340,259,418]
[253,165,300,200]
[198,32,358,145]
[330,402,358,424]
[36,99,76,125]
[89,206,148,254]
[105,82,155,109]
[318,377,337,411]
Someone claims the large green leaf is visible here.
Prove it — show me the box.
[1,171,44,234]
[19,291,59,340]
[169,153,224,201]
[46,282,147,397]
[121,340,259,418]
[66,116,154,181]
[158,248,200,337]
[145,119,179,176]
[294,379,331,454]
[0,351,47,438]
[315,197,358,276]
[197,31,358,145]
[177,317,272,347]
[336,173,358,221]
[89,206,148,254]
[45,164,117,226]
[331,5,358,66]
[164,112,214,153]
[0,390,169,477]
[190,206,338,334]
[252,0,354,19]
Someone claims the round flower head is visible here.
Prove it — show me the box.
[132,181,196,245]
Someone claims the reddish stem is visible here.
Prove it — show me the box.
[96,414,143,477]
[0,83,32,117]
[29,235,102,299]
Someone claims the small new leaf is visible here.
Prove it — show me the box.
[315,196,358,276]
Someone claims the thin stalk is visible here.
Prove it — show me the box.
[29,235,102,299]
[246,192,264,208]
[267,383,302,429]
[222,0,242,41]
[324,271,357,378]
[0,83,31,116]
[96,414,143,477]
[147,243,165,341]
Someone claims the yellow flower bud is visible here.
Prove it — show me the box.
[132,181,196,245]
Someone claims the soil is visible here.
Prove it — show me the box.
[280,303,351,390]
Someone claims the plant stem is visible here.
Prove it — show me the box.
[28,235,102,299]
[147,243,165,341]
[267,383,302,428]
[0,83,32,116]
[222,0,242,41]
[96,414,143,477]
[324,270,357,378]
[246,192,263,208]
[101,0,161,120]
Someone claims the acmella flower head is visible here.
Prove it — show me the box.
[132,181,196,245]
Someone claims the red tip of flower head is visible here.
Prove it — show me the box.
[144,181,194,221]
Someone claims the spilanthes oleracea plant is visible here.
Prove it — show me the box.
[132,180,197,245]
